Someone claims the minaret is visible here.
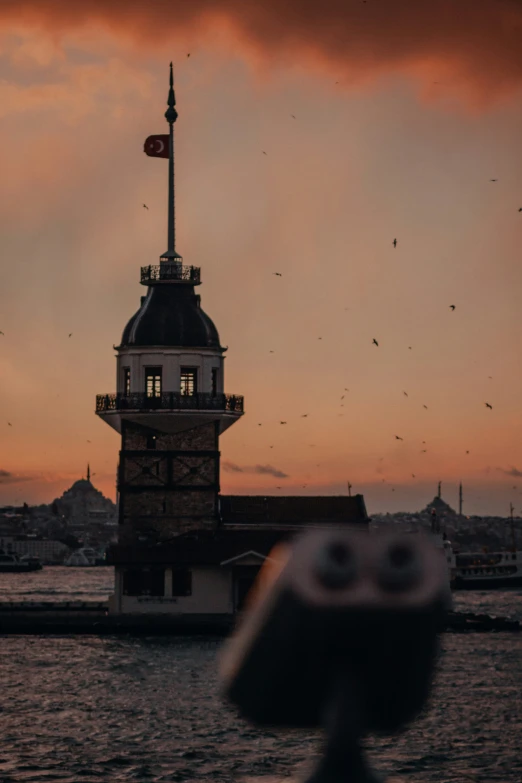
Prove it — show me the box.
[87,464,91,482]
[96,64,244,546]
[458,482,463,516]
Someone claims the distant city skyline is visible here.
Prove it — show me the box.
[1,4,522,516]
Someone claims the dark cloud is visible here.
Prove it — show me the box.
[498,466,522,477]
[0,469,32,484]
[252,464,288,479]
[221,461,288,478]
[1,2,522,103]
[222,461,244,473]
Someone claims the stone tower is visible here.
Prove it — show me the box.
[96,64,244,546]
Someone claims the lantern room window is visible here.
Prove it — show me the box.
[145,367,162,397]
[180,368,197,396]
[123,367,131,396]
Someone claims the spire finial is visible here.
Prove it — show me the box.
[162,61,180,260]
[87,463,91,481]
[165,61,178,124]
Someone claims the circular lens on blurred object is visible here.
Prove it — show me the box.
[315,540,357,589]
[378,542,421,592]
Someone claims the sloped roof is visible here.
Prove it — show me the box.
[219,494,368,526]
[107,528,291,566]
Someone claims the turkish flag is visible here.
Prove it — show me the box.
[144,135,170,158]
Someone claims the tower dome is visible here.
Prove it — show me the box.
[121,277,221,348]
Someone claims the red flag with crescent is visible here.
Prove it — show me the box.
[144,135,170,158]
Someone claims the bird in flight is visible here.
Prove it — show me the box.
[301,414,308,417]
[449,305,456,311]
[344,388,349,391]
[68,333,73,337]
[488,376,492,379]
[395,435,403,440]
[280,421,287,425]
[269,350,274,353]
[143,204,149,210]
[291,114,296,119]
[466,450,470,454]
[262,151,267,155]
[421,449,427,453]
[269,445,274,448]
[485,402,493,409]
[408,346,412,350]
[0,331,4,336]
[372,338,379,346]
[87,440,91,443]
[7,422,12,426]
[490,179,497,182]
[412,474,416,478]
[393,238,397,248]
[187,53,190,57]
[403,391,408,397]
[258,423,262,426]
[341,395,345,400]
[318,337,322,340]
[273,272,282,276]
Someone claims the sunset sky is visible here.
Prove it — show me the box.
[1,1,522,516]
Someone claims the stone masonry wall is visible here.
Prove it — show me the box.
[123,421,217,451]
[119,421,219,544]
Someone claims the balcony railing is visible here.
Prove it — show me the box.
[96,392,244,414]
[140,264,201,285]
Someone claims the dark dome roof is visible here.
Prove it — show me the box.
[121,285,221,348]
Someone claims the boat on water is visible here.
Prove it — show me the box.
[64,547,106,567]
[452,550,522,590]
[0,552,43,573]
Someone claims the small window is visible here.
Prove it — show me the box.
[180,368,197,396]
[123,567,165,596]
[123,367,131,396]
[145,367,162,397]
[172,569,192,596]
[146,433,157,450]
[211,368,218,396]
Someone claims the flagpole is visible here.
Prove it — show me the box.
[164,61,178,260]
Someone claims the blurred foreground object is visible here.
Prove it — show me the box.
[220,529,450,783]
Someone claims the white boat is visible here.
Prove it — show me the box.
[453,550,522,590]
[64,547,105,567]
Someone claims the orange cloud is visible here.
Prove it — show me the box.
[1,2,522,104]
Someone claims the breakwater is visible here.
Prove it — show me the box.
[0,600,519,634]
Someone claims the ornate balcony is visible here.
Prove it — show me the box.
[140,263,201,285]
[96,392,244,414]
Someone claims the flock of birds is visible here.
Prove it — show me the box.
[1,66,515,501]
[259,208,507,491]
